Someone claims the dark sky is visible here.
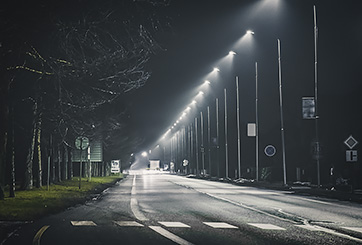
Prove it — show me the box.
[128,0,362,154]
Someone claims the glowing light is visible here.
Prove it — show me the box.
[247,30,255,35]
[229,51,236,55]
[141,151,148,157]
[198,91,204,95]
[213,67,220,72]
[204,80,211,85]
[192,100,197,105]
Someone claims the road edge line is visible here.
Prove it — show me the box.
[32,225,50,245]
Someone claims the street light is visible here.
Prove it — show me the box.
[247,30,255,35]
[228,51,236,56]
[213,67,220,72]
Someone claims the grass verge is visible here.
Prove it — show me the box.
[0,175,124,221]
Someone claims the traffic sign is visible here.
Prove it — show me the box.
[344,135,358,149]
[264,145,276,157]
[75,136,89,150]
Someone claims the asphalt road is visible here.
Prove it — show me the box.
[3,171,362,245]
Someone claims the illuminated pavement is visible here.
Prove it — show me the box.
[3,171,362,244]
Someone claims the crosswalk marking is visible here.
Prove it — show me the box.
[342,227,362,233]
[203,222,238,229]
[159,222,191,228]
[114,221,144,227]
[71,221,97,226]
[248,223,286,230]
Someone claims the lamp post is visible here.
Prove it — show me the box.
[255,62,259,182]
[207,106,211,176]
[236,76,241,179]
[224,88,229,179]
[314,5,321,187]
[200,111,205,175]
[278,39,287,186]
[195,117,199,176]
[216,98,220,178]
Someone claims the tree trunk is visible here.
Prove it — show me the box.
[0,75,10,200]
[68,147,73,179]
[8,105,15,197]
[23,102,38,190]
[57,145,61,182]
[35,113,42,188]
[62,144,67,180]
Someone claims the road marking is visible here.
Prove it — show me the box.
[248,223,286,230]
[149,226,194,245]
[71,221,97,226]
[295,224,324,231]
[130,198,149,221]
[158,222,191,228]
[342,227,362,233]
[203,222,238,229]
[114,221,144,227]
[32,225,50,245]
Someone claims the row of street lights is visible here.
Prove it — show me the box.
[154,5,320,185]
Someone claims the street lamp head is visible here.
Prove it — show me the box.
[204,80,211,85]
[228,51,236,56]
[246,30,255,35]
[141,151,148,157]
[191,100,197,105]
[213,67,220,72]
[198,91,204,96]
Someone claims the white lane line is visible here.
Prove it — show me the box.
[296,224,362,243]
[149,226,194,245]
[248,223,286,230]
[71,221,97,226]
[130,198,149,221]
[158,222,191,228]
[295,224,324,231]
[130,175,149,221]
[203,222,238,229]
[114,221,144,227]
[342,227,362,233]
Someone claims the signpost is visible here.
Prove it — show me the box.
[344,135,358,163]
[75,136,89,189]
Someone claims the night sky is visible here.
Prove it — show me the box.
[130,0,362,148]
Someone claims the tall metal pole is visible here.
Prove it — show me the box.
[314,5,320,187]
[79,138,83,189]
[216,98,220,178]
[195,117,199,176]
[278,39,287,186]
[207,106,211,176]
[190,123,194,174]
[200,111,205,174]
[255,62,259,182]
[236,76,241,179]
[224,88,229,179]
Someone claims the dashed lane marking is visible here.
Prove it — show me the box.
[248,223,286,230]
[203,222,238,229]
[114,221,144,227]
[158,222,191,228]
[149,226,194,245]
[71,221,97,226]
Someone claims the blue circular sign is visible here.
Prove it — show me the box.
[264,145,276,157]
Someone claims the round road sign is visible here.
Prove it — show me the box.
[264,145,276,157]
[75,136,89,150]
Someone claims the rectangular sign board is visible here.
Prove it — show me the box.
[247,123,256,137]
[302,97,316,119]
[111,160,120,173]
